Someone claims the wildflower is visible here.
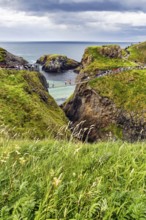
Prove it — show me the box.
[19,157,26,165]
[53,177,61,187]
[52,173,62,187]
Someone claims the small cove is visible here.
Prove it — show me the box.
[40,67,77,104]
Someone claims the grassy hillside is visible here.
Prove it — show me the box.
[127,41,146,64]
[0,69,68,139]
[0,48,6,62]
[89,69,146,118]
[0,138,146,219]
[80,46,136,75]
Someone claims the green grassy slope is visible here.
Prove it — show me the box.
[0,69,68,139]
[0,48,6,62]
[89,69,146,117]
[0,138,146,219]
[127,41,146,63]
[80,46,136,75]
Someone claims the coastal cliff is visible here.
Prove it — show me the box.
[63,45,146,142]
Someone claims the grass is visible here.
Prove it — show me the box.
[0,48,6,63]
[0,137,146,219]
[89,69,146,117]
[81,46,136,75]
[0,69,68,139]
[127,41,146,64]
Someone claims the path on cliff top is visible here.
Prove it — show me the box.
[49,65,146,89]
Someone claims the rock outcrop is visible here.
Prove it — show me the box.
[99,45,122,58]
[0,47,29,69]
[37,54,79,73]
[63,82,146,142]
[38,72,49,91]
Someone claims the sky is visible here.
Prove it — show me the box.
[0,0,146,41]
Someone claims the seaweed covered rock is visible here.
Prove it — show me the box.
[37,54,79,73]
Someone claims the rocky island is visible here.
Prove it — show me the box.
[37,54,79,73]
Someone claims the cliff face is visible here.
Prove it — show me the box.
[63,82,146,142]
[63,45,146,142]
[37,54,79,73]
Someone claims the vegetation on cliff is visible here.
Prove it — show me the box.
[127,41,146,63]
[64,54,145,141]
[80,45,137,75]
[0,48,6,62]
[0,69,68,139]
[0,138,146,219]
[89,69,146,117]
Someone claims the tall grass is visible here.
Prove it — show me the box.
[0,138,146,219]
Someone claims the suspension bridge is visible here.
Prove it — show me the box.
[48,65,146,89]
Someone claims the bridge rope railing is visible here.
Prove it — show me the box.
[48,65,146,89]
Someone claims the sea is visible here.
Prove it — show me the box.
[0,41,135,104]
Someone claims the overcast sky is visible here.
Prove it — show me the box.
[0,0,146,41]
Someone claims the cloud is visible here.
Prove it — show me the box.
[0,0,146,14]
[0,0,134,13]
[0,6,146,42]
[0,0,146,41]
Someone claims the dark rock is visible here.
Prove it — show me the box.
[63,83,146,142]
[38,72,49,91]
[0,48,29,69]
[99,45,122,59]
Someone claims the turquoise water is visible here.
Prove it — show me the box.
[48,81,75,105]
[0,41,135,104]
[39,67,77,104]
